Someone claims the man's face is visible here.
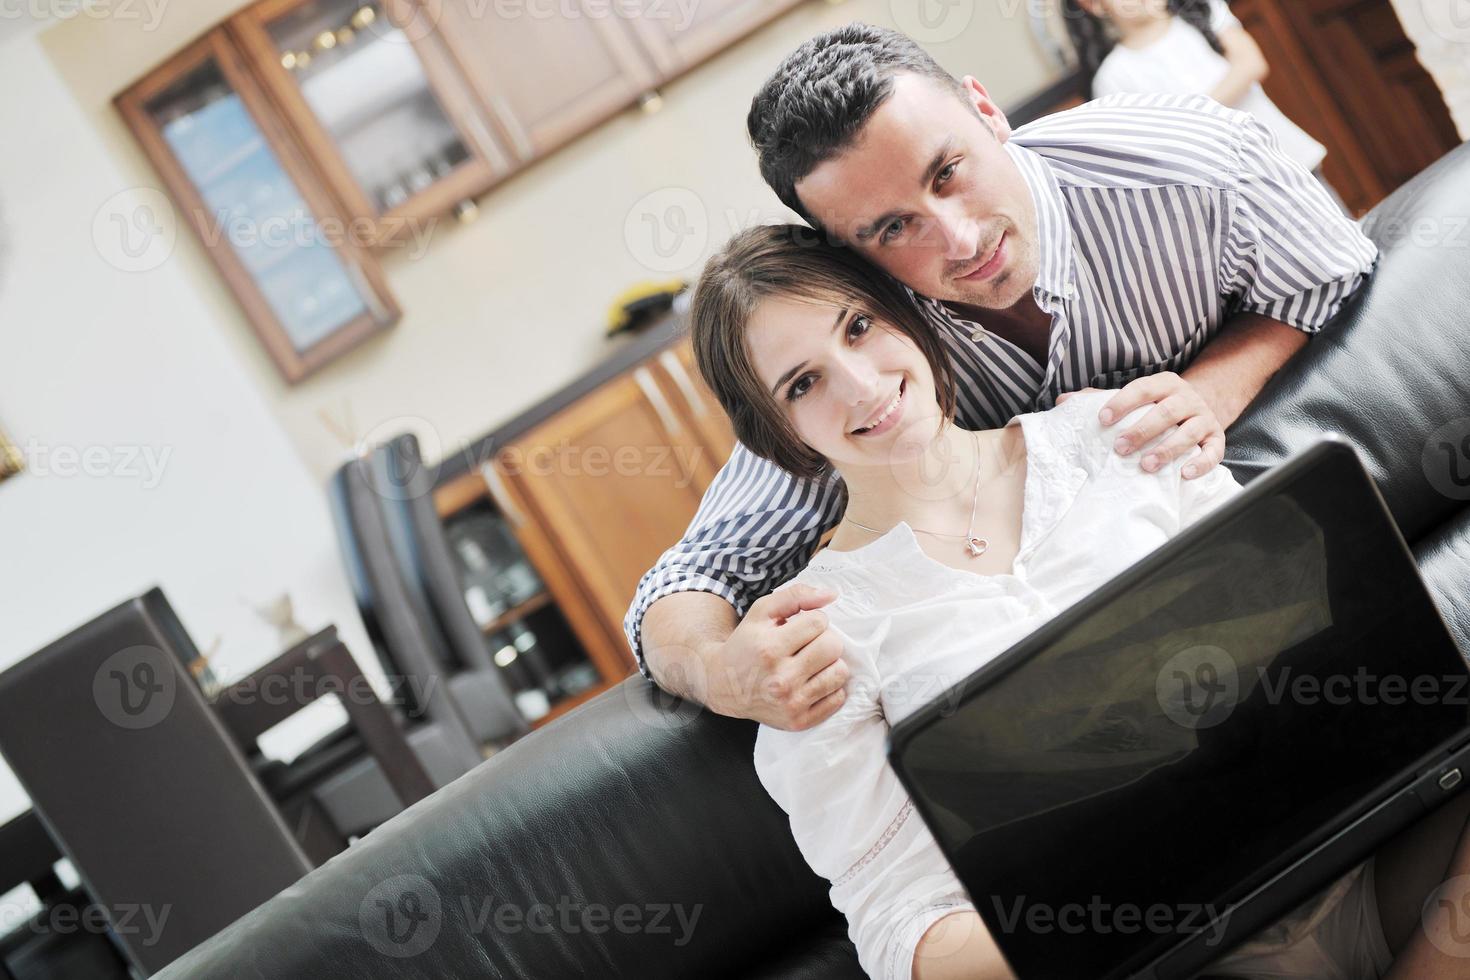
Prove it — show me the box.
[794,74,1040,311]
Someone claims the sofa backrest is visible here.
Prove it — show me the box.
[157,681,837,978]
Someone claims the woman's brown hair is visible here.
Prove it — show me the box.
[690,224,958,479]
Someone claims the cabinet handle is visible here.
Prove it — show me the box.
[488,95,535,162]
[634,366,685,439]
[480,460,528,529]
[658,350,708,419]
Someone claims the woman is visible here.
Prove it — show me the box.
[690,224,1470,980]
[1063,0,1337,202]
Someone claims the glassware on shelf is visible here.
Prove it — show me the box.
[261,0,472,214]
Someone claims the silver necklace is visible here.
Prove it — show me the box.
[843,431,990,558]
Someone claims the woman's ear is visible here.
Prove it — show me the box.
[960,76,1012,143]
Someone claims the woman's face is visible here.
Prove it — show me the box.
[744,294,943,472]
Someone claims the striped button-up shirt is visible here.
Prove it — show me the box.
[625,93,1378,667]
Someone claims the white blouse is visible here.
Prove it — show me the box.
[1091,0,1327,173]
[753,392,1243,980]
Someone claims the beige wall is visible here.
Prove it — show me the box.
[39,0,1058,481]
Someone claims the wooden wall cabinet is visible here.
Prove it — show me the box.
[230,0,516,245]
[626,0,807,76]
[116,30,400,383]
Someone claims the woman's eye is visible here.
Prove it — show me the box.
[848,315,872,341]
[787,374,815,401]
[937,161,958,186]
[879,218,906,244]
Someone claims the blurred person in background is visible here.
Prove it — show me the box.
[1064,0,1342,206]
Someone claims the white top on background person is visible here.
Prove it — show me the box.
[1089,0,1327,172]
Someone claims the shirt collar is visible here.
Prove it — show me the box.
[1003,138,1075,305]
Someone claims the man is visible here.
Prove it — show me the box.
[628,23,1376,731]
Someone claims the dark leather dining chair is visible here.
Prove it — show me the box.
[0,596,313,975]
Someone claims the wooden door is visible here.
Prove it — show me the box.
[495,366,717,646]
[1232,0,1458,214]
[433,0,656,163]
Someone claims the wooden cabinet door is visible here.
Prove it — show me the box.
[433,0,656,162]
[626,0,804,76]
[230,0,514,242]
[495,366,717,646]
[651,341,737,476]
[115,29,399,383]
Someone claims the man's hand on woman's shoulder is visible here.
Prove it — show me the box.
[1058,372,1226,481]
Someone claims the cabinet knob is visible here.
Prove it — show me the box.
[638,91,664,115]
[454,199,480,224]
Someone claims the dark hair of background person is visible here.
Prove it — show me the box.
[690,224,958,480]
[1062,0,1224,97]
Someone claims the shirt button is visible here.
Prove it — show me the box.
[970,328,985,343]
[1064,284,1077,300]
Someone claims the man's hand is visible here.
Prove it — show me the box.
[718,583,848,731]
[1058,372,1225,480]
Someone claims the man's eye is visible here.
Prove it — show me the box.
[937,161,957,186]
[787,374,816,401]
[848,315,872,341]
[879,218,906,244]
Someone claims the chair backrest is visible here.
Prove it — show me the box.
[327,454,483,771]
[0,593,313,975]
[376,435,527,741]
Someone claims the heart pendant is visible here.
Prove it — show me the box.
[966,536,989,558]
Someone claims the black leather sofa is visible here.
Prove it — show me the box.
[155,142,1470,978]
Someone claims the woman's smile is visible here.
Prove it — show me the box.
[852,379,906,436]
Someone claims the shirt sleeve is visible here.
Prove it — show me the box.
[1208,0,1242,33]
[623,443,845,676]
[753,634,976,980]
[1220,109,1378,333]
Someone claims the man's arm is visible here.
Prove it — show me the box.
[641,586,849,730]
[1084,311,1307,478]
[625,442,852,730]
[1181,311,1307,428]
[1070,100,1376,478]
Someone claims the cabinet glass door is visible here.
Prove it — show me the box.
[119,35,399,382]
[238,0,504,221]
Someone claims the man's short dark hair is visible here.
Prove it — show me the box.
[747,23,966,226]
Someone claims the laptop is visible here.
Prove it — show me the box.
[887,438,1470,980]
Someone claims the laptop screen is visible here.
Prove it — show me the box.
[889,444,1470,979]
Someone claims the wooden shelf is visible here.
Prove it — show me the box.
[479,591,552,636]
